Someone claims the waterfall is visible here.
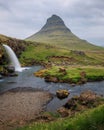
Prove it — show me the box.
[3,44,22,71]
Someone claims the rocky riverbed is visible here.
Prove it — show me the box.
[0,87,52,130]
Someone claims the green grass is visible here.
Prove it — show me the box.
[36,66,104,83]
[20,43,104,66]
[16,104,104,130]
[20,43,69,65]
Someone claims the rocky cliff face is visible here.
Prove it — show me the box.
[0,34,29,65]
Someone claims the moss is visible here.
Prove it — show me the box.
[35,66,104,84]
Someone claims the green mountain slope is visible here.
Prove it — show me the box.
[26,15,103,50]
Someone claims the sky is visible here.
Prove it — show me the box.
[0,0,104,47]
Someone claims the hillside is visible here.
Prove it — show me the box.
[0,34,104,67]
[26,15,103,50]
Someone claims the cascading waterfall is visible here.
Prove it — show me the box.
[3,44,23,71]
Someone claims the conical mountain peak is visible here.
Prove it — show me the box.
[26,15,99,50]
[46,14,65,26]
[40,14,71,32]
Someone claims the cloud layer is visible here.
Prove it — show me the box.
[0,0,104,46]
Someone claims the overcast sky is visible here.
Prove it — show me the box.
[0,0,104,46]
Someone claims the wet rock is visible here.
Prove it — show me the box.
[0,74,3,79]
[4,65,15,73]
[1,65,18,77]
[56,89,69,99]
[64,99,77,110]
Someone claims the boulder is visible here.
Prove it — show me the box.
[79,90,97,104]
[1,65,18,77]
[4,65,15,73]
[57,107,69,117]
[45,76,58,83]
[56,89,69,99]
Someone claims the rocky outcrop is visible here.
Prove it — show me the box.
[70,50,86,56]
[58,90,104,117]
[56,89,69,99]
[0,34,29,66]
[0,65,18,77]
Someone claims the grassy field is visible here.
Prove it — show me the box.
[20,43,104,66]
[16,104,104,130]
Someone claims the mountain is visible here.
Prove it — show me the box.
[26,14,103,50]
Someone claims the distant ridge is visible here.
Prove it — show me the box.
[26,15,103,50]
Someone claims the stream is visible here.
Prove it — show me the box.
[0,66,104,112]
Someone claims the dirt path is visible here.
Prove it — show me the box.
[0,87,52,130]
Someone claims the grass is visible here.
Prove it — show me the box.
[20,43,69,65]
[20,43,104,66]
[16,104,104,130]
[35,66,104,83]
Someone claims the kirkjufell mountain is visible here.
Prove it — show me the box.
[26,15,102,50]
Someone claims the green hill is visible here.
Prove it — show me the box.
[26,15,103,50]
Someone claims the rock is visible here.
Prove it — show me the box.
[79,90,97,104]
[45,76,58,83]
[59,67,67,75]
[0,74,3,79]
[4,65,15,73]
[57,107,69,117]
[57,90,104,117]
[56,89,69,99]
[35,114,54,122]
[71,50,85,56]
[1,65,18,77]
[34,69,46,77]
[64,99,77,110]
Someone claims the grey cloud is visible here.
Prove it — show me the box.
[0,0,104,46]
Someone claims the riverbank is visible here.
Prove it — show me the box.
[17,104,104,130]
[0,87,52,130]
[16,90,104,130]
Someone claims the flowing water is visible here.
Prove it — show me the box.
[3,44,24,71]
[0,66,104,112]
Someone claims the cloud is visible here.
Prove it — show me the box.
[0,0,104,46]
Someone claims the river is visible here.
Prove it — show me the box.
[0,66,104,112]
